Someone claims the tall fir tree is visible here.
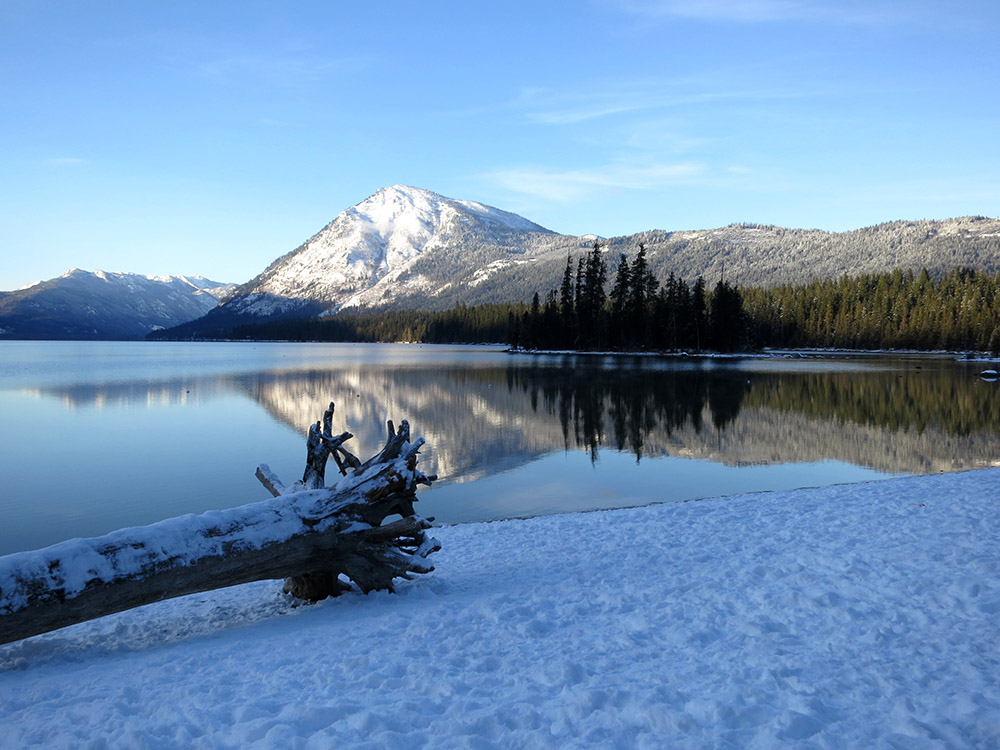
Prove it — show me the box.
[577,242,608,349]
[627,243,658,347]
[559,254,576,346]
[692,277,707,352]
[609,253,631,349]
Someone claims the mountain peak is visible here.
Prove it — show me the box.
[349,185,553,236]
[220,185,558,318]
[371,184,437,199]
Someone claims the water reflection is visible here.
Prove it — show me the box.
[237,361,1000,477]
[21,357,1000,480]
[19,379,225,411]
[504,363,1000,473]
[745,368,1000,436]
[504,364,751,461]
[5,346,1000,555]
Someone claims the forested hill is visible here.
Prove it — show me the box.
[620,216,1000,289]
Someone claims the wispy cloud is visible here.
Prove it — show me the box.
[619,0,899,25]
[527,103,649,125]
[198,53,371,88]
[625,122,712,153]
[518,76,810,128]
[517,82,657,126]
[492,61,824,205]
[485,162,706,202]
[43,157,87,166]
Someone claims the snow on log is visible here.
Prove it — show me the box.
[0,402,439,646]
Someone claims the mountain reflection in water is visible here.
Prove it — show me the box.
[244,360,1000,480]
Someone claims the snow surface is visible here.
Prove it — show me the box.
[2,470,999,748]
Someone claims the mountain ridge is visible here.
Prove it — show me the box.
[183,186,1000,337]
[0,270,236,340]
[10,185,1000,340]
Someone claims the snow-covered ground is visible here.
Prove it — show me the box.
[2,470,999,748]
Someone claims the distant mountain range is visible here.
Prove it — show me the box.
[0,270,235,340]
[6,185,1000,340]
[166,185,1000,337]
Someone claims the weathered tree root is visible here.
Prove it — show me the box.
[0,402,439,645]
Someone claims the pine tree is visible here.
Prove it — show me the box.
[692,277,707,352]
[543,290,560,350]
[526,292,542,350]
[663,272,680,350]
[709,279,745,352]
[674,277,692,350]
[559,254,576,347]
[609,253,631,349]
[627,243,657,347]
[577,242,608,349]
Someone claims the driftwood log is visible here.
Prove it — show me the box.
[0,402,439,646]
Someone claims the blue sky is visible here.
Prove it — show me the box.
[2,0,998,290]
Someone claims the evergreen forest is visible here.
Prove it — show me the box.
[214,247,1000,355]
[229,303,521,345]
[511,243,745,352]
[744,268,1000,353]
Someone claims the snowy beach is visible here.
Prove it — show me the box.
[2,469,999,748]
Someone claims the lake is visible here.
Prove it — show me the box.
[1,341,998,557]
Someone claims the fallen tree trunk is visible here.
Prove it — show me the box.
[0,403,439,646]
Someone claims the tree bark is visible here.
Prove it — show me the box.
[0,404,438,646]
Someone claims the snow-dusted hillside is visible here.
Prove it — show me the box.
[0,270,236,340]
[219,185,566,318]
[179,186,1000,338]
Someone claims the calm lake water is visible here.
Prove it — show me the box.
[1,341,999,556]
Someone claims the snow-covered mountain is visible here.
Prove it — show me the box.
[0,270,236,340]
[224,185,558,315]
[176,185,1000,337]
[16,186,999,341]
[209,185,572,322]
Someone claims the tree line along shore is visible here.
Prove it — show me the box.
[183,244,1000,355]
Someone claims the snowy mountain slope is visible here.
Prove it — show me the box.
[213,185,565,321]
[612,216,1000,289]
[0,270,236,340]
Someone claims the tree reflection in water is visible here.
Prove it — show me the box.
[506,364,752,463]
[497,358,1000,472]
